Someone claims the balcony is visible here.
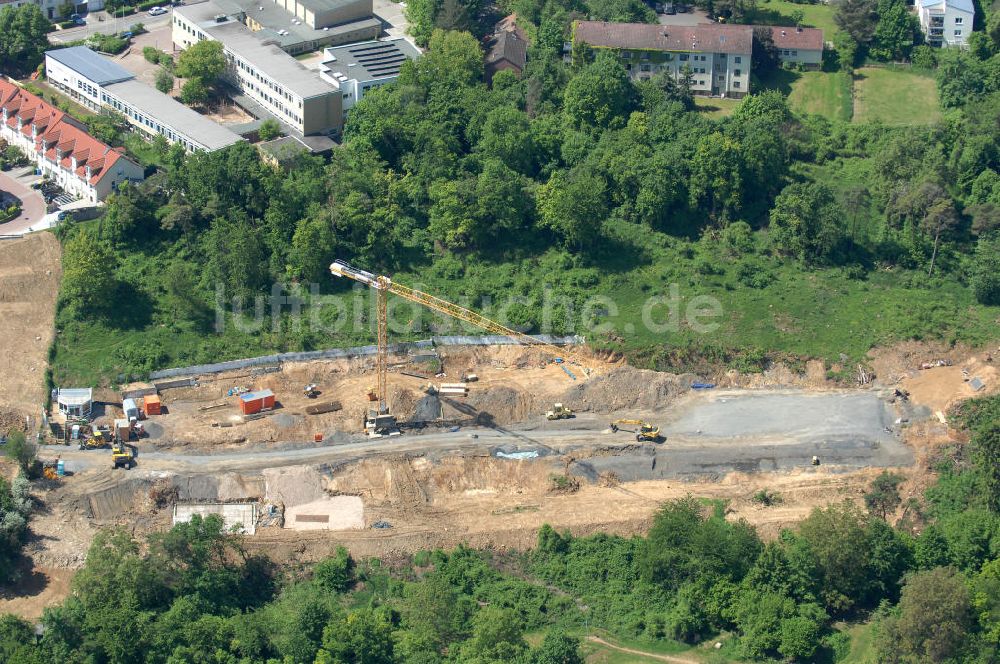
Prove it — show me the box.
[930,17,944,26]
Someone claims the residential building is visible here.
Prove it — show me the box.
[318,37,420,114]
[485,14,528,83]
[918,0,974,47]
[572,20,753,97]
[172,0,375,140]
[767,25,823,68]
[0,79,144,202]
[0,0,91,22]
[45,46,243,152]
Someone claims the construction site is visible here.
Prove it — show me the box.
[1,252,998,619]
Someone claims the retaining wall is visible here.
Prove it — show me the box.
[149,335,584,380]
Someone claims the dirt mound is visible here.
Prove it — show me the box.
[0,408,28,434]
[464,386,535,424]
[264,465,325,507]
[559,366,693,412]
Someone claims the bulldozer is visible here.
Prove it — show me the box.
[111,442,135,470]
[546,403,574,420]
[79,430,108,450]
[610,419,663,443]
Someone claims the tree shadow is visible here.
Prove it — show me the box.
[757,67,802,95]
[103,281,155,330]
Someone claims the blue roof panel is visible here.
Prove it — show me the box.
[45,46,134,86]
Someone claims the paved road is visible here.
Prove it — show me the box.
[0,170,46,235]
[43,390,915,479]
[48,8,174,43]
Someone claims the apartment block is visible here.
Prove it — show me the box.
[45,46,243,153]
[572,21,754,98]
[918,0,974,47]
[0,79,144,203]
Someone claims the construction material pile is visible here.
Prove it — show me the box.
[559,366,696,412]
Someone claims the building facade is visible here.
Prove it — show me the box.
[0,0,89,22]
[318,37,420,115]
[768,25,823,68]
[918,0,974,47]
[45,46,243,152]
[0,80,144,203]
[572,21,753,97]
[172,1,360,137]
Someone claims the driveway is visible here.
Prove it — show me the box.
[0,170,46,236]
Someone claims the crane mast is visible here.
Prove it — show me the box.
[330,260,590,426]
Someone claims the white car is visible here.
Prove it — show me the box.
[147,6,168,15]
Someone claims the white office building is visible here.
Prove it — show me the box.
[45,46,243,152]
[318,37,420,114]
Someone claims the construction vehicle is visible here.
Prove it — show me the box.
[610,419,663,443]
[79,429,108,450]
[330,260,594,437]
[546,403,574,420]
[111,442,135,469]
[304,384,319,399]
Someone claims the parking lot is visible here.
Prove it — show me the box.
[658,6,712,26]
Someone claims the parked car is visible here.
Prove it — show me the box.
[664,2,676,13]
[120,31,134,38]
[148,6,168,15]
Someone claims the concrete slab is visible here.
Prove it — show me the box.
[173,503,257,534]
[284,496,364,531]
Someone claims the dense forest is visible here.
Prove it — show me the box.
[0,394,998,663]
[52,15,1000,382]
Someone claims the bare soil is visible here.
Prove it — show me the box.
[0,233,61,432]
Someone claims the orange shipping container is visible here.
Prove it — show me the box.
[239,389,275,415]
[144,394,162,416]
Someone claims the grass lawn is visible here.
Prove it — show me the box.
[839,622,877,663]
[788,71,853,121]
[750,0,840,38]
[694,95,740,118]
[853,66,942,125]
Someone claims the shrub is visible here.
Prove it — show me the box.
[142,45,160,64]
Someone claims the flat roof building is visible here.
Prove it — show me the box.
[172,0,378,139]
[319,37,421,114]
[45,46,243,153]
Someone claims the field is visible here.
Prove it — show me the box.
[853,66,942,125]
[787,70,853,121]
[750,0,840,37]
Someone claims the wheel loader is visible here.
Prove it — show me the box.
[112,442,135,470]
[546,403,574,420]
[610,419,663,443]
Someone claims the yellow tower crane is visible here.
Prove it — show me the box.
[330,260,592,432]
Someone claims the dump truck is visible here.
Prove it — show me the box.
[610,419,663,443]
[546,403,574,420]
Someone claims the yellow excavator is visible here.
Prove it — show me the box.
[111,442,135,470]
[611,419,663,443]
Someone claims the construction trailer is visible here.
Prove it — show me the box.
[56,388,93,419]
[114,418,132,442]
[143,394,162,416]
[122,398,141,421]
[239,389,275,415]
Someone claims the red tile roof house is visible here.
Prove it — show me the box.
[0,80,144,204]
[572,21,754,98]
[764,25,824,69]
